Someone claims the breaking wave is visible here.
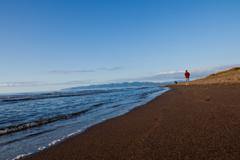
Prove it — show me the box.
[0,109,89,135]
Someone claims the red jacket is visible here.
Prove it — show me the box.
[185,72,190,78]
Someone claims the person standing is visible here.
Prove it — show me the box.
[185,70,190,85]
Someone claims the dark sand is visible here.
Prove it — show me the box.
[25,83,240,159]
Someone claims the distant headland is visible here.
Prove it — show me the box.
[61,81,177,91]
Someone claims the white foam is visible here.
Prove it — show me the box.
[47,129,83,148]
[12,153,32,160]
[67,130,82,137]
[48,139,60,146]
[67,133,75,137]
[60,136,66,140]
[0,129,7,135]
[38,146,46,150]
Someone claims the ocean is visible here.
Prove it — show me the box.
[0,85,169,160]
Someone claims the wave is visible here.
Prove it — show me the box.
[139,89,162,98]
[0,86,154,102]
[0,109,89,136]
[0,90,109,103]
[92,103,104,107]
[0,87,157,105]
[0,129,55,146]
[0,100,110,136]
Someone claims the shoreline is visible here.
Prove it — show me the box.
[25,83,240,159]
[21,85,171,159]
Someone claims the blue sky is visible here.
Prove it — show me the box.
[0,0,240,93]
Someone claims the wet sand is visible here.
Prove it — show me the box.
[25,83,240,159]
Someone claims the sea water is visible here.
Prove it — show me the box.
[0,86,169,160]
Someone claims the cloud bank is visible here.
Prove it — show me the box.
[0,80,91,87]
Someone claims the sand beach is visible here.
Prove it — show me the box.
[25,68,240,159]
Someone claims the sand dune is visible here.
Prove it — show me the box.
[179,67,240,85]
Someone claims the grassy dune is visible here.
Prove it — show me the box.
[177,67,240,85]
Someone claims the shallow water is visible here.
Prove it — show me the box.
[0,86,169,160]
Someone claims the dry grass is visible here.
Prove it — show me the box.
[204,67,240,79]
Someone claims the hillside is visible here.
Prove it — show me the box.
[204,67,240,79]
[61,82,165,90]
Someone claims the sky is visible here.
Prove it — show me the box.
[0,0,240,93]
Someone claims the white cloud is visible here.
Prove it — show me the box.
[98,67,123,71]
[108,67,123,71]
[44,66,123,74]
[0,82,44,87]
[155,70,185,75]
[57,80,92,85]
[43,70,94,74]
[0,80,92,87]
[98,68,107,70]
